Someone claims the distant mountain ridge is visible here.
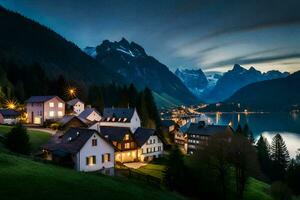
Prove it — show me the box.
[84,38,198,107]
[204,64,289,102]
[175,68,208,98]
[226,70,300,111]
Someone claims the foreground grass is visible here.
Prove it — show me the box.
[0,125,51,152]
[0,152,184,200]
[244,178,272,200]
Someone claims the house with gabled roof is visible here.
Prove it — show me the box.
[134,127,164,162]
[100,107,141,132]
[42,127,115,173]
[58,115,90,130]
[0,109,20,124]
[78,107,101,122]
[66,98,84,115]
[99,126,139,163]
[26,96,65,125]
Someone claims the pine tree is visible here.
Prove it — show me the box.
[270,134,290,180]
[243,124,255,144]
[256,135,271,177]
[165,146,186,191]
[143,87,161,127]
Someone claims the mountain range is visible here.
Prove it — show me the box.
[174,68,208,98]
[84,39,197,107]
[175,64,289,103]
[226,70,300,111]
[0,6,197,107]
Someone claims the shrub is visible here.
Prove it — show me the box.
[6,123,30,154]
[270,181,292,200]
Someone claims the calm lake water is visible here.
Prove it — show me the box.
[190,112,300,157]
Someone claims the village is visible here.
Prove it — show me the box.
[0,92,233,175]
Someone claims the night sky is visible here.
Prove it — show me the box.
[1,0,300,73]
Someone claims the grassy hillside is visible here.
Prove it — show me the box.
[0,125,51,152]
[0,152,184,200]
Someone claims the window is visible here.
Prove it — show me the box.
[92,139,97,146]
[58,111,63,117]
[125,134,130,140]
[49,111,54,117]
[49,102,54,107]
[124,143,130,149]
[58,103,63,108]
[102,153,111,163]
[86,156,96,166]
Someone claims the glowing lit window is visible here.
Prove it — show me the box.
[102,153,111,163]
[125,134,130,140]
[49,102,54,107]
[58,103,63,108]
[125,143,130,149]
[57,111,63,117]
[86,156,96,166]
[49,111,54,117]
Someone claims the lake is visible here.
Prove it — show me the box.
[195,112,300,157]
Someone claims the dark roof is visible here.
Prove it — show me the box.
[99,126,132,142]
[0,109,20,117]
[67,98,83,106]
[58,115,89,127]
[161,120,176,127]
[103,107,135,119]
[186,122,233,136]
[78,108,101,119]
[25,96,63,103]
[42,127,113,154]
[134,127,156,146]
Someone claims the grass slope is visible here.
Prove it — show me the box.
[244,178,272,200]
[0,125,51,152]
[0,152,184,200]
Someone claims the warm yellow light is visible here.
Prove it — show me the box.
[5,99,17,109]
[67,87,77,97]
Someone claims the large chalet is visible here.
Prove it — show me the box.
[186,121,233,155]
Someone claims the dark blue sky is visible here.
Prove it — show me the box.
[1,0,300,72]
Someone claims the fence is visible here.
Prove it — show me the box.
[115,168,163,187]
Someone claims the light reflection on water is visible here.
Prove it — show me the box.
[187,112,300,157]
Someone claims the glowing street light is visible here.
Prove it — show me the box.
[67,87,76,98]
[5,99,17,109]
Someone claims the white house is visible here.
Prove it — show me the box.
[134,127,164,162]
[42,128,115,174]
[100,107,141,132]
[26,96,65,125]
[67,98,85,115]
[78,108,101,122]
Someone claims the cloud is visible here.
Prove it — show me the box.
[180,17,300,49]
[208,52,300,68]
